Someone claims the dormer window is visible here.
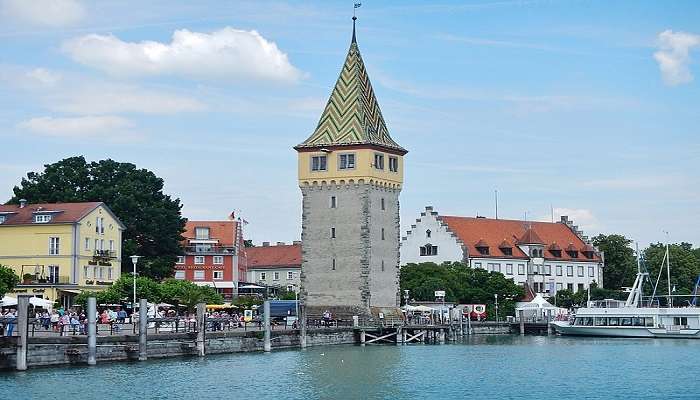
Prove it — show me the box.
[475,239,489,255]
[502,247,512,256]
[566,244,579,258]
[195,227,210,240]
[551,250,562,258]
[34,214,52,223]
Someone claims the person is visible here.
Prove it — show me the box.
[59,313,70,335]
[116,307,127,324]
[322,310,332,327]
[5,310,16,336]
[41,311,50,330]
[70,313,80,334]
[50,310,60,332]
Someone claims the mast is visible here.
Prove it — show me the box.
[666,241,672,308]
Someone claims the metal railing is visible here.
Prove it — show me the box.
[184,246,237,254]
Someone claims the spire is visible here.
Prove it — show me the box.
[295,19,406,154]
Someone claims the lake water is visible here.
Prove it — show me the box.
[3,335,699,399]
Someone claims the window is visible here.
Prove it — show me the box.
[330,196,337,208]
[502,247,513,256]
[381,260,385,272]
[94,239,99,251]
[577,266,584,277]
[518,264,525,275]
[100,239,104,251]
[331,227,336,239]
[374,153,384,170]
[567,266,574,277]
[381,228,385,240]
[556,265,563,276]
[488,263,501,273]
[577,283,585,292]
[506,264,513,275]
[0,216,5,224]
[83,266,89,279]
[311,155,327,171]
[49,237,60,255]
[567,283,574,291]
[48,265,59,283]
[35,214,52,223]
[332,259,336,271]
[176,256,185,264]
[95,217,100,233]
[287,285,294,292]
[194,270,205,280]
[100,217,105,234]
[381,198,385,211]
[556,283,563,291]
[588,266,595,277]
[213,271,223,280]
[474,262,482,269]
[420,244,438,256]
[108,267,113,280]
[195,227,210,240]
[287,271,294,280]
[426,229,431,238]
[93,266,98,279]
[213,256,224,265]
[544,265,551,275]
[194,256,205,265]
[84,238,90,250]
[274,272,280,281]
[109,240,114,251]
[98,267,104,279]
[388,156,399,172]
[260,272,267,280]
[174,271,185,280]
[338,153,356,170]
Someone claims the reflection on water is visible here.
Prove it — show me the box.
[3,336,699,400]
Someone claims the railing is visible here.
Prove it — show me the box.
[184,246,237,254]
[19,275,71,285]
[93,250,116,259]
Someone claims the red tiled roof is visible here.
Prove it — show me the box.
[439,216,601,262]
[475,238,489,248]
[183,220,237,246]
[245,244,301,269]
[498,239,513,249]
[549,242,562,251]
[0,202,102,225]
[517,227,544,245]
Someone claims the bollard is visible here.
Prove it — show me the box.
[139,299,148,361]
[395,328,401,345]
[439,329,446,344]
[196,303,205,356]
[87,297,97,365]
[299,305,307,349]
[263,301,271,352]
[519,310,525,336]
[547,310,553,336]
[16,294,31,371]
[360,330,366,346]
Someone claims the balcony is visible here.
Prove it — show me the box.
[184,245,237,255]
[93,250,117,260]
[20,275,71,285]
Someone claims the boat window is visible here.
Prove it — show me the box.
[595,317,607,326]
[574,318,583,326]
[608,317,619,326]
[584,318,593,326]
[645,317,654,327]
[621,318,632,326]
[673,317,688,326]
[633,317,644,326]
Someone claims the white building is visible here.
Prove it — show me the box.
[245,242,301,293]
[401,206,604,296]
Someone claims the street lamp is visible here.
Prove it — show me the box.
[494,293,499,324]
[403,289,410,306]
[130,255,141,310]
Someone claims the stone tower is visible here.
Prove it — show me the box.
[294,18,407,319]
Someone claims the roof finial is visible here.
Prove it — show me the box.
[352,3,361,44]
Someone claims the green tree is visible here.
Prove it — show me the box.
[592,234,637,290]
[159,279,223,311]
[109,274,162,303]
[0,265,20,298]
[74,289,122,308]
[9,156,186,279]
[644,242,700,297]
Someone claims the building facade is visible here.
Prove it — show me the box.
[294,18,407,318]
[0,200,124,307]
[401,206,604,296]
[173,216,245,301]
[246,242,301,293]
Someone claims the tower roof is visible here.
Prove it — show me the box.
[295,18,406,154]
[517,227,544,245]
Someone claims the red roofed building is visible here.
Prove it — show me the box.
[173,214,246,301]
[401,206,605,296]
[245,242,301,293]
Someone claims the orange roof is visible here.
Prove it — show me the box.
[0,202,107,226]
[245,244,301,269]
[517,227,544,244]
[439,216,601,262]
[183,220,237,246]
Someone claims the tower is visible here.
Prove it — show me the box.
[294,18,407,319]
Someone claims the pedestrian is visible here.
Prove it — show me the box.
[5,310,16,336]
[50,310,60,332]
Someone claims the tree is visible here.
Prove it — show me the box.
[160,279,223,311]
[592,234,637,290]
[110,274,162,303]
[9,156,186,279]
[243,240,255,248]
[0,265,20,298]
[644,242,700,297]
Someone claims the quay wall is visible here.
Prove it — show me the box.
[0,328,356,370]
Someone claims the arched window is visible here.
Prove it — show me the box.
[420,244,438,256]
[426,229,431,238]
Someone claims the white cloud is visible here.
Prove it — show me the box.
[653,30,700,86]
[62,27,303,83]
[1,0,85,27]
[17,115,139,140]
[25,68,61,86]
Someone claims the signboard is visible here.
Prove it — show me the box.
[434,290,446,298]
[174,265,225,270]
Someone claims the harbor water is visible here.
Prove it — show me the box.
[4,335,699,399]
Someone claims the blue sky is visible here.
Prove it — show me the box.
[0,0,698,248]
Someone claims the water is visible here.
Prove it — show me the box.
[3,335,699,400]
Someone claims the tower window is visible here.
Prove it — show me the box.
[332,259,336,270]
[381,198,385,210]
[420,244,438,256]
[374,153,384,170]
[330,196,337,208]
[338,153,356,169]
[311,155,327,171]
[381,228,385,240]
[331,227,336,239]
[389,156,399,172]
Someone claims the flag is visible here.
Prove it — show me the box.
[354,3,361,8]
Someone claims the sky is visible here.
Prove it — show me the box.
[0,0,698,248]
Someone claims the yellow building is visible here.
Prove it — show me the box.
[0,200,125,307]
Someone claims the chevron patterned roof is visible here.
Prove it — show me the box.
[296,23,406,154]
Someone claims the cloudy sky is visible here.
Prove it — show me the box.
[1,0,698,248]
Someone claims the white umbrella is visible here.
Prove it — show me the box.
[412,305,435,312]
[239,284,265,289]
[29,297,54,311]
[0,295,17,306]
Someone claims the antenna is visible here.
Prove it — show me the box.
[494,190,498,220]
[550,204,554,223]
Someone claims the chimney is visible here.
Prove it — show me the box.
[292,240,301,245]
[276,241,285,246]
[19,199,27,208]
[228,211,235,220]
[560,215,568,224]
[262,242,270,247]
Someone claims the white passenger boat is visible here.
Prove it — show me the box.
[552,244,700,339]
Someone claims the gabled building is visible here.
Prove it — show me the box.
[173,215,246,301]
[401,206,604,296]
[0,200,125,308]
[246,242,301,293]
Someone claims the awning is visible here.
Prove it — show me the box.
[0,295,17,306]
[194,281,236,288]
[239,284,265,289]
[58,289,82,294]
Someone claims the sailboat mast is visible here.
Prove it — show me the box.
[666,241,672,308]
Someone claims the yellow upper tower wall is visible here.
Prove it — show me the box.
[298,147,403,187]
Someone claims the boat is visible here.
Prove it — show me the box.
[552,242,700,339]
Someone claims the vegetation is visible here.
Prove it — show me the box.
[0,266,20,298]
[400,262,524,320]
[10,156,187,279]
[592,234,637,290]
[643,242,700,296]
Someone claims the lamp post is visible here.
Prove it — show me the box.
[494,293,499,324]
[130,255,141,310]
